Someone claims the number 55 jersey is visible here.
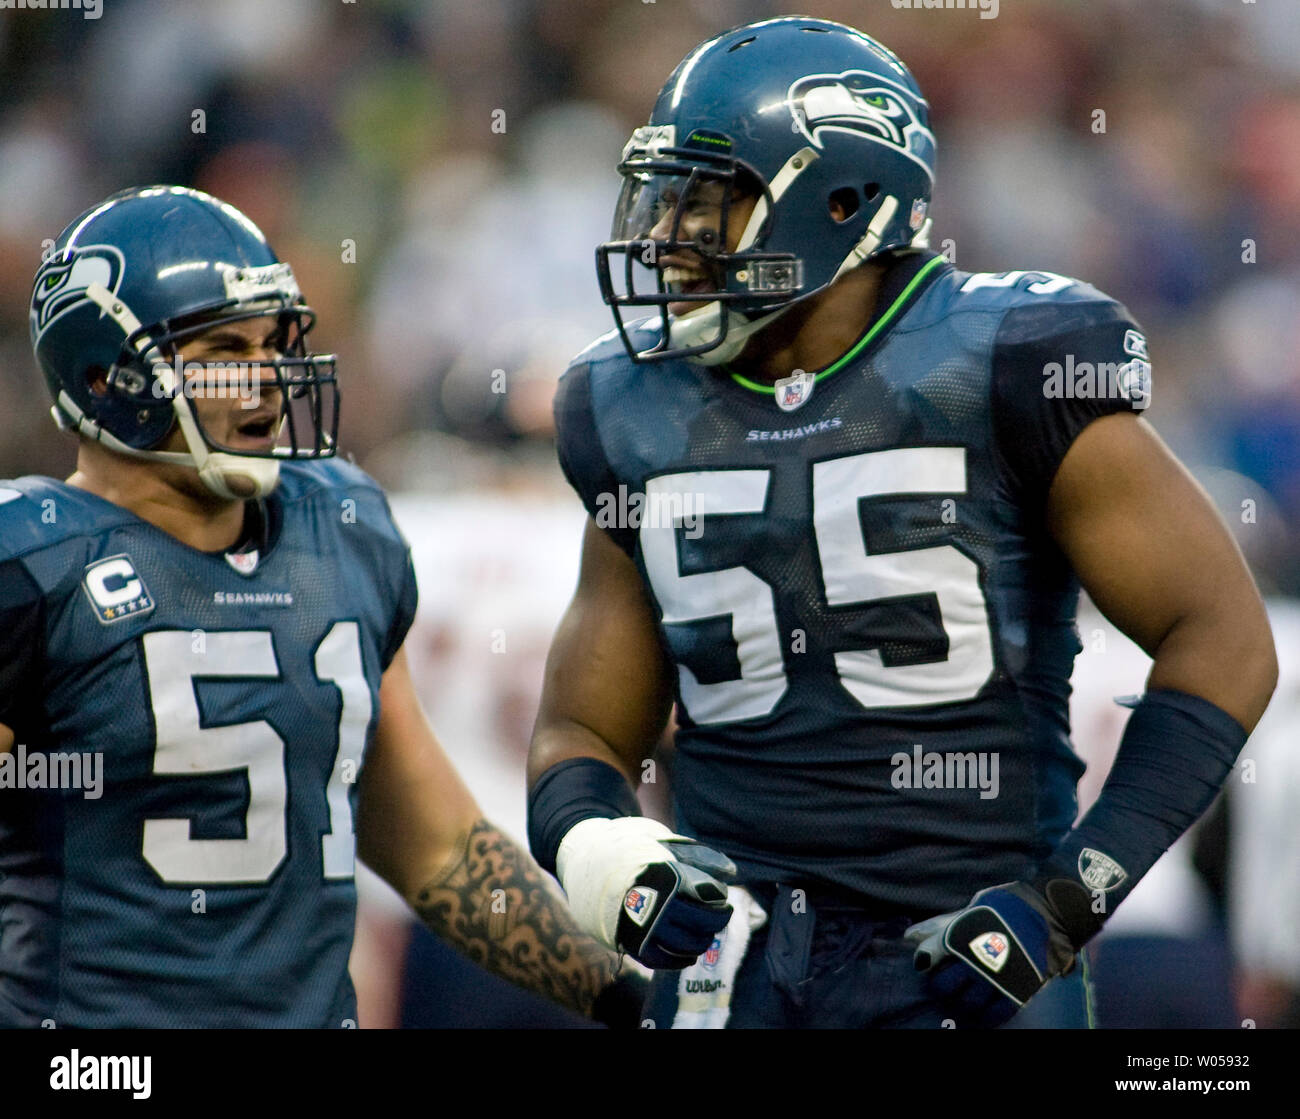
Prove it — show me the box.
[0,459,416,1027]
[554,251,1153,916]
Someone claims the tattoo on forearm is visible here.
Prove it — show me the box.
[413,819,619,1016]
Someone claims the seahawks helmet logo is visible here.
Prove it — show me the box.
[31,244,125,340]
[788,71,935,176]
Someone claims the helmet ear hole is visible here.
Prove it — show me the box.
[828,187,860,223]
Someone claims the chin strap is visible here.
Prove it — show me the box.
[679,193,911,368]
[196,455,281,501]
[71,282,283,500]
[55,390,281,499]
[828,195,900,284]
[155,355,282,499]
[676,301,794,367]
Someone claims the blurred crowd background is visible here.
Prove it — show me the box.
[1,0,1297,1028]
[5,0,1300,582]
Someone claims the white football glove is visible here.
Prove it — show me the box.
[557,817,736,969]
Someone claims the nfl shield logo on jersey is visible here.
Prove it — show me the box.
[225,549,261,577]
[775,369,815,412]
[970,931,1009,972]
[1078,847,1128,892]
[623,886,658,927]
[702,934,723,970]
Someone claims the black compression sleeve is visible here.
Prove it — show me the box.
[527,757,640,876]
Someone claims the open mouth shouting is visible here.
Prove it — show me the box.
[663,260,721,317]
[227,410,282,452]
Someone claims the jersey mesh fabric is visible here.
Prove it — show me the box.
[554,255,1147,914]
[0,459,416,1026]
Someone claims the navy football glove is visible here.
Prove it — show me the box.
[617,839,736,969]
[557,818,736,970]
[905,881,1080,1029]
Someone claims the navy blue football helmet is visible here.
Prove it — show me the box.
[596,17,936,364]
[31,185,337,499]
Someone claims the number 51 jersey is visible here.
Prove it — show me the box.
[0,459,416,1027]
[555,251,1153,916]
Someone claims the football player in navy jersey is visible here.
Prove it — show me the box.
[0,185,639,1028]
[527,18,1278,1028]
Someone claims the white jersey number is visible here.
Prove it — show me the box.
[959,270,1075,296]
[640,448,994,726]
[141,622,369,885]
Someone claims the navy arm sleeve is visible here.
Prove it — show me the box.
[552,362,637,556]
[991,300,1152,517]
[0,559,45,735]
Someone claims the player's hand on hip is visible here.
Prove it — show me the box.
[557,817,735,970]
[904,881,1078,1028]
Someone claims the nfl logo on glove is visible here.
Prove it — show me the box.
[970,932,1010,972]
[623,887,657,926]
